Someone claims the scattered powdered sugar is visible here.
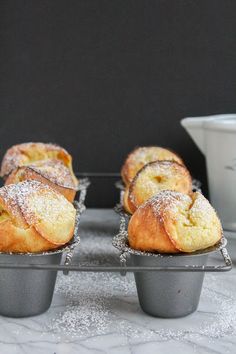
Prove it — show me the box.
[47,268,236,342]
[47,266,136,338]
[45,232,236,342]
[51,291,110,336]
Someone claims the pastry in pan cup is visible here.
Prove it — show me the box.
[0,142,78,186]
[123,188,133,214]
[123,160,192,214]
[128,190,222,253]
[5,159,78,202]
[121,146,184,186]
[0,180,76,253]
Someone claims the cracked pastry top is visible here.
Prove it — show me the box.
[0,142,78,188]
[121,146,184,186]
[123,160,192,214]
[128,190,222,253]
[5,159,78,202]
[0,180,76,253]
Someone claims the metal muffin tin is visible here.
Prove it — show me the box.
[0,173,232,319]
[0,178,90,317]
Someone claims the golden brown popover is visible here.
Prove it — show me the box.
[122,188,133,214]
[121,146,184,185]
[128,190,222,253]
[123,160,192,214]
[0,142,78,186]
[0,180,76,253]
[5,159,78,202]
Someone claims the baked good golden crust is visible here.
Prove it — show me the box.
[0,142,78,187]
[5,159,77,202]
[123,188,133,214]
[125,160,192,213]
[121,146,184,185]
[128,190,222,253]
[0,180,76,253]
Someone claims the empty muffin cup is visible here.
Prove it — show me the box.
[131,244,224,318]
[0,250,63,317]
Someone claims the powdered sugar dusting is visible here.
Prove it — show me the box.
[0,142,70,177]
[140,190,218,225]
[0,180,75,227]
[129,160,191,207]
[127,147,182,166]
[0,180,46,223]
[122,146,183,183]
[27,159,77,189]
[20,184,75,228]
[140,189,191,217]
[45,232,236,342]
[142,159,185,175]
[190,191,219,220]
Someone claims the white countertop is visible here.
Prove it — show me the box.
[0,209,235,354]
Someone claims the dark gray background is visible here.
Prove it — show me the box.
[1,0,236,206]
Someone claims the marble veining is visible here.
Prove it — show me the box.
[0,209,235,354]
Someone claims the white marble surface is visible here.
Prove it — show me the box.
[0,209,236,354]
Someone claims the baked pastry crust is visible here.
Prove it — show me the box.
[5,159,77,202]
[121,146,184,185]
[128,190,222,253]
[125,160,192,214]
[0,180,76,253]
[0,142,78,187]
[123,188,133,214]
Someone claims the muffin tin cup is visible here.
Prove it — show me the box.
[0,251,63,317]
[131,252,208,318]
[115,235,229,318]
[113,207,231,318]
[0,178,90,318]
